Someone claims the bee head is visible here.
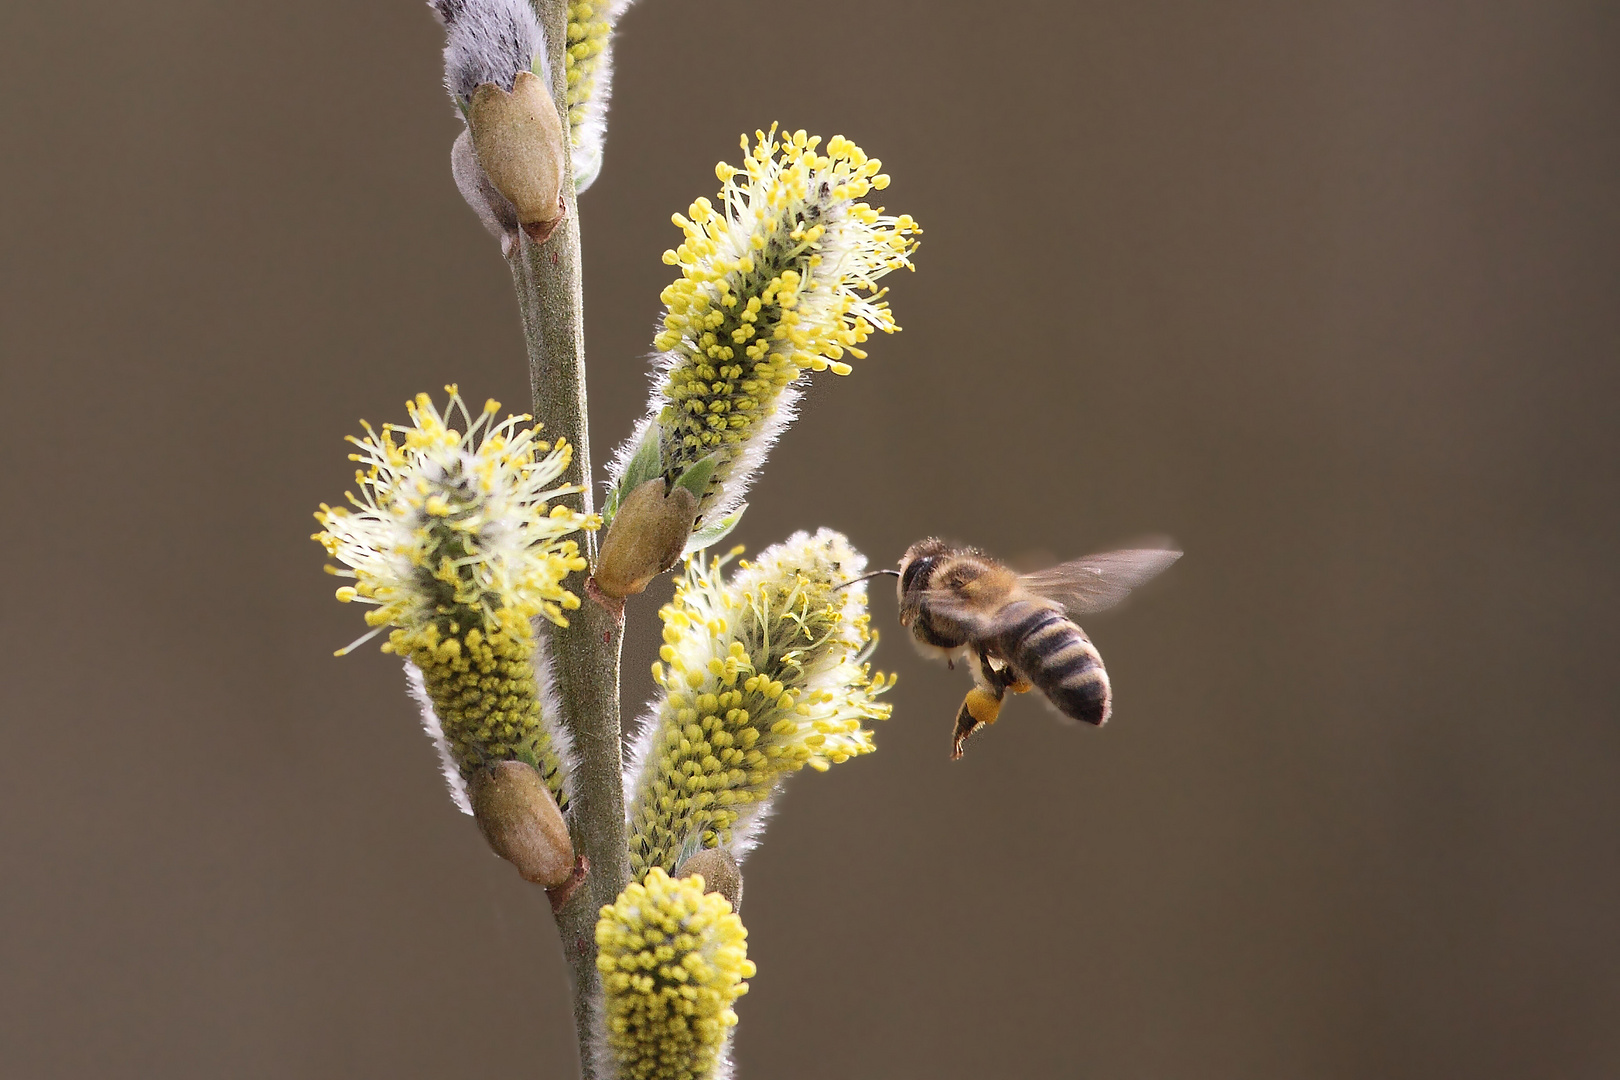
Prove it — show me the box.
[896,538,951,621]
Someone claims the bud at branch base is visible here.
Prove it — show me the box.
[593,478,699,598]
[470,760,575,886]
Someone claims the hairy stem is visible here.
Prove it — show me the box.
[514,2,627,1076]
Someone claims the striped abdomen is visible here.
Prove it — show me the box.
[996,602,1112,726]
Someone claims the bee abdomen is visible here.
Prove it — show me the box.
[1001,605,1112,726]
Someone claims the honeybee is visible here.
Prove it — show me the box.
[884,539,1180,758]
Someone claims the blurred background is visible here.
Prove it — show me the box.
[3,1,1617,1076]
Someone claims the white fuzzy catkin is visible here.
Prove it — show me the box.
[450,127,522,255]
[405,661,474,815]
[430,0,552,104]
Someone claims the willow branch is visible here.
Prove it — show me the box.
[512,2,627,1076]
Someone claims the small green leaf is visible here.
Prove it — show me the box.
[622,426,663,490]
[671,453,721,503]
[682,505,746,556]
[603,426,663,529]
[672,830,708,873]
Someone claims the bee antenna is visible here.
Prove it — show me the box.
[833,569,901,591]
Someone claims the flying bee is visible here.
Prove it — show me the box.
[851,539,1180,759]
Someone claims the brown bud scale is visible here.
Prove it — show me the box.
[470,760,574,887]
[468,71,566,231]
[675,847,744,912]
[593,479,699,598]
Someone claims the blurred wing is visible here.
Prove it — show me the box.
[1019,547,1182,615]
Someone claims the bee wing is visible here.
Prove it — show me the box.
[1018,547,1182,616]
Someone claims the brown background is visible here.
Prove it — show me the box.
[4,1,1617,1077]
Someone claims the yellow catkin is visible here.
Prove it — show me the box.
[404,619,569,808]
[564,1,612,140]
[597,869,754,1080]
[649,127,920,508]
[627,530,892,877]
[314,389,594,806]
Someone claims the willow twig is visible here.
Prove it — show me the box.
[510,3,627,1076]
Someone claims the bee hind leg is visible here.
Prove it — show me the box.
[951,687,1004,760]
[952,648,1012,760]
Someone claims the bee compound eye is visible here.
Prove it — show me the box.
[899,554,935,593]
